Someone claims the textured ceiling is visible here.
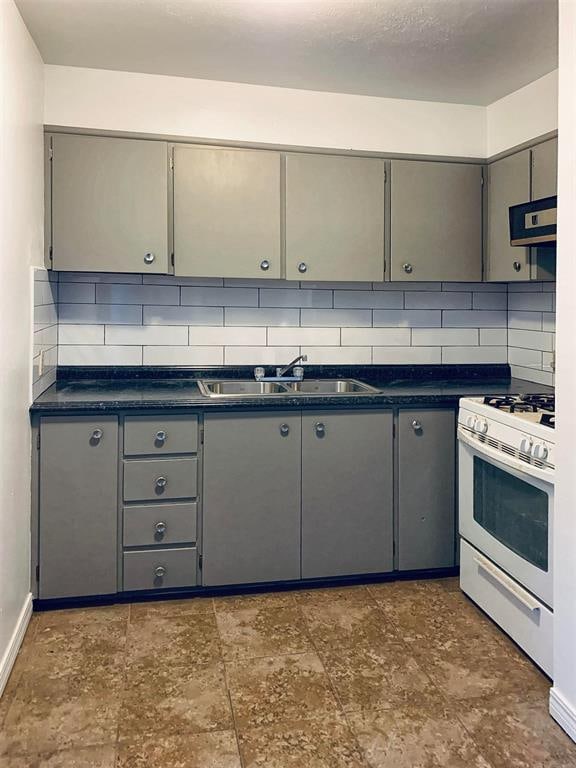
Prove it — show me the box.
[17,0,558,105]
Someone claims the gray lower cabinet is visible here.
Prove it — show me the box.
[202,412,302,586]
[285,153,385,282]
[390,160,483,282]
[38,416,118,599]
[301,411,393,578]
[50,134,169,273]
[397,409,456,570]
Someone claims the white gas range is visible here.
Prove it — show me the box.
[457,393,555,676]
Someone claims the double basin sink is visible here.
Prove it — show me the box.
[198,378,379,398]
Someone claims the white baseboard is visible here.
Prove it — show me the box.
[0,593,33,697]
[550,687,576,743]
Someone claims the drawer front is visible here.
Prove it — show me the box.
[123,458,197,502]
[123,547,197,591]
[124,502,197,547]
[460,539,553,676]
[124,415,198,456]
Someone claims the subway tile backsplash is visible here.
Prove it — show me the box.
[35,272,555,388]
[32,268,58,397]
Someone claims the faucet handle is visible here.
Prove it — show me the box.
[301,355,308,363]
[293,366,305,380]
[254,366,265,381]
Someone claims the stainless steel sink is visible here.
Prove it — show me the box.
[198,380,291,397]
[198,378,378,397]
[288,379,379,394]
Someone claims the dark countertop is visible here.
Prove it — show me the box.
[30,364,554,413]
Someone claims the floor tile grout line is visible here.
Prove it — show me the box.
[217,592,247,768]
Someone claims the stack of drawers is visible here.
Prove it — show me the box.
[122,415,199,591]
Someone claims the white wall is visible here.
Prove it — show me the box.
[44,65,486,158]
[486,70,558,157]
[550,1,576,743]
[0,0,44,689]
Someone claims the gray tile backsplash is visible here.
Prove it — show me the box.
[33,272,556,389]
[33,268,58,397]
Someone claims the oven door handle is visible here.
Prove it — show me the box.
[457,427,553,483]
[473,552,541,612]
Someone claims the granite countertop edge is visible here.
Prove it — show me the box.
[30,365,554,414]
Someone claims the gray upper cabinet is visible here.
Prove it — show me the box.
[390,160,482,282]
[202,412,301,586]
[50,134,169,273]
[301,411,393,579]
[38,416,118,599]
[285,154,385,282]
[532,138,558,200]
[173,145,282,279]
[397,409,456,571]
[486,149,531,282]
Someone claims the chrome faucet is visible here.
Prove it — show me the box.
[276,354,308,378]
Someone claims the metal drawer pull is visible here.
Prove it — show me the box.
[298,262,307,273]
[260,259,270,271]
[473,554,541,612]
[144,252,155,264]
[155,521,167,536]
[411,420,422,432]
[90,428,103,442]
[279,423,290,437]
[315,422,326,437]
[155,430,167,445]
[154,565,166,578]
[403,263,413,274]
[155,476,168,489]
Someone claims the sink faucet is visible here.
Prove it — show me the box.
[276,355,308,378]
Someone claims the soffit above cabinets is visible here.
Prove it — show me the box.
[17,0,557,105]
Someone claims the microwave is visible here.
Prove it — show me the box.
[509,195,557,247]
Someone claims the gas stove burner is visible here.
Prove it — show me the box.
[483,393,555,415]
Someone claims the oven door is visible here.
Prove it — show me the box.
[458,427,553,607]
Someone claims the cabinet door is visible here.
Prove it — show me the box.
[532,138,558,200]
[173,146,281,278]
[285,154,385,281]
[202,413,301,586]
[486,150,531,282]
[397,409,456,571]
[390,161,482,282]
[51,135,169,273]
[39,416,118,598]
[301,411,393,578]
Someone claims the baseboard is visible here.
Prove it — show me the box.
[550,687,576,743]
[0,593,33,697]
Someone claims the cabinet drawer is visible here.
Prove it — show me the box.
[123,547,197,591]
[123,458,197,501]
[124,502,197,547]
[124,415,198,456]
[460,539,553,676]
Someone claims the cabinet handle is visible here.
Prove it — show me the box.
[154,565,166,578]
[155,476,168,489]
[279,423,290,437]
[411,420,422,432]
[260,259,270,271]
[155,521,167,536]
[90,428,103,442]
[315,422,326,437]
[155,430,167,445]
[144,252,155,265]
[403,263,413,274]
[298,262,308,274]
[513,261,522,272]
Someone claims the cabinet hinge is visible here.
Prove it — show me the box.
[199,428,204,445]
[36,432,41,449]
[35,564,40,582]
[48,245,53,264]
[169,153,174,171]
[383,168,387,184]
[198,554,203,570]
[392,423,396,438]
[481,174,485,186]
[171,252,175,267]
[48,143,53,161]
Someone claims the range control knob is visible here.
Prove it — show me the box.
[532,443,549,460]
[520,436,533,455]
[475,419,488,435]
[466,415,476,429]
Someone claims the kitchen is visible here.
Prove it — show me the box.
[1,0,576,766]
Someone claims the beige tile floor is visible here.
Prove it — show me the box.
[1,578,575,767]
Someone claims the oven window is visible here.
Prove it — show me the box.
[473,456,549,571]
